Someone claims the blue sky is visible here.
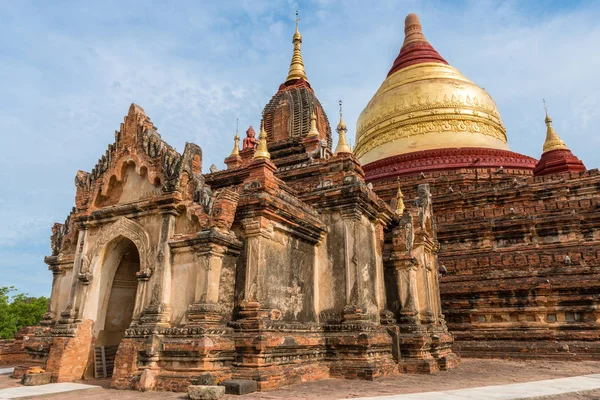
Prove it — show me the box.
[1,0,599,297]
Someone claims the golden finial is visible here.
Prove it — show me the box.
[337,99,347,131]
[307,110,320,137]
[395,179,405,215]
[285,11,309,84]
[254,119,271,160]
[541,99,567,153]
[335,100,352,154]
[294,10,301,39]
[543,99,551,123]
[230,119,240,156]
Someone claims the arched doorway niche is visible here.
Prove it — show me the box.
[79,217,152,338]
[95,238,139,347]
[86,236,142,379]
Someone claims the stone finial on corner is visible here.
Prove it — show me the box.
[334,100,352,155]
[307,110,320,137]
[230,119,240,157]
[225,121,243,169]
[253,120,271,160]
[395,179,405,216]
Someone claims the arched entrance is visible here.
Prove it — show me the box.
[94,238,139,378]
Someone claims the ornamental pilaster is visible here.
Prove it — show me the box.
[240,217,273,302]
[138,210,176,327]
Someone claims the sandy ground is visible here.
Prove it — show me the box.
[3,359,600,399]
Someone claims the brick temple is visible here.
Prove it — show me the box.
[2,12,599,393]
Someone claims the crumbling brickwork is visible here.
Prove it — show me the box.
[0,327,48,366]
[367,166,600,359]
[436,170,600,359]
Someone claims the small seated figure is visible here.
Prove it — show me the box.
[242,126,259,150]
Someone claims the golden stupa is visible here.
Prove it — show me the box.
[355,13,510,165]
[542,104,567,153]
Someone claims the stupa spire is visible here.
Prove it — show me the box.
[334,100,352,154]
[387,13,448,77]
[403,13,427,45]
[534,100,585,176]
[285,11,309,84]
[230,119,240,156]
[254,119,271,160]
[395,179,405,215]
[542,100,567,153]
[307,110,320,137]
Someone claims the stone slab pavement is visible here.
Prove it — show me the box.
[347,374,600,400]
[0,382,99,399]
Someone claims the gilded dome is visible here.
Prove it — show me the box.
[355,13,510,165]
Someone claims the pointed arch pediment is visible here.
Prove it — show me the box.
[94,160,163,207]
[73,104,205,211]
[89,217,153,273]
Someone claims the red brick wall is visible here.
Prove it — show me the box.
[369,167,600,358]
[46,320,94,382]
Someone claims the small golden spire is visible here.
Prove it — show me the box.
[335,100,352,154]
[395,179,405,215]
[307,110,320,137]
[254,119,271,160]
[542,99,567,153]
[230,119,240,156]
[285,11,309,84]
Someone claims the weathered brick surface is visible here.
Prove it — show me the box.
[0,339,26,366]
[45,319,94,382]
[0,326,47,367]
[110,337,145,390]
[368,166,600,359]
